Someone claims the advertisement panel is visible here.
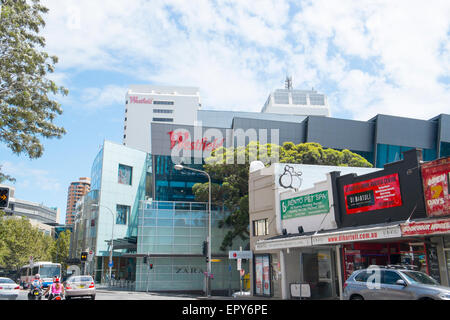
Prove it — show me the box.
[343,173,402,214]
[421,157,450,217]
[280,191,329,220]
[400,218,450,236]
[254,255,271,296]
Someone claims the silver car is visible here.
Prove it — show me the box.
[0,277,20,300]
[343,266,450,300]
[64,275,96,300]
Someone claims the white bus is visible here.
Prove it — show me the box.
[19,262,62,289]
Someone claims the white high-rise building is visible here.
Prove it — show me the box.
[123,85,201,152]
[261,76,330,117]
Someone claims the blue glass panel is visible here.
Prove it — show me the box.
[158,219,173,227]
[441,142,450,157]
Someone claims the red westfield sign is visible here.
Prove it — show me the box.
[129,96,153,104]
[168,130,224,151]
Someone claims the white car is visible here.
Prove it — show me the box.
[0,277,20,300]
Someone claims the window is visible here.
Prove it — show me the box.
[153,109,174,114]
[153,101,174,105]
[382,270,402,285]
[354,271,370,282]
[253,219,269,236]
[153,118,174,122]
[118,164,132,185]
[116,205,130,225]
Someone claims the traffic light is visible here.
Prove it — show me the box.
[202,241,208,256]
[149,263,153,269]
[0,187,10,208]
[81,251,88,262]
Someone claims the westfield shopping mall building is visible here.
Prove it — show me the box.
[70,85,450,294]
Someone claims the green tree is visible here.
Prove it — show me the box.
[193,141,372,250]
[0,212,54,271]
[50,230,71,270]
[0,0,67,181]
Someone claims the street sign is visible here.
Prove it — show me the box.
[237,258,242,271]
[88,250,94,262]
[240,269,245,277]
[229,250,253,259]
[108,261,113,268]
[211,259,221,262]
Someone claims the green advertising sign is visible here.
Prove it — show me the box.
[280,190,330,220]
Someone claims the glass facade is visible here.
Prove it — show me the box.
[153,155,209,202]
[376,144,437,168]
[135,201,247,292]
[440,142,450,158]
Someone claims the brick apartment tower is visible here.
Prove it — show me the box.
[65,177,91,225]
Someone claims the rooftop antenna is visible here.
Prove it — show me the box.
[285,75,292,90]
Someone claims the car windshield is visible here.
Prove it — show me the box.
[0,278,15,284]
[402,271,439,285]
[68,276,93,283]
[39,265,61,278]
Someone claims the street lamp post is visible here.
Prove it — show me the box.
[92,203,114,287]
[174,164,212,297]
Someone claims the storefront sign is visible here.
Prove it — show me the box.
[280,191,329,220]
[343,173,402,214]
[400,218,450,236]
[254,236,312,251]
[168,130,225,151]
[311,226,402,245]
[421,157,450,217]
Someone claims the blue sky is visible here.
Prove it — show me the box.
[1,0,450,223]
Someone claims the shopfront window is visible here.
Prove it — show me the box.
[343,241,429,281]
[116,205,130,225]
[254,255,271,296]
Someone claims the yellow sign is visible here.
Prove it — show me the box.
[211,259,221,262]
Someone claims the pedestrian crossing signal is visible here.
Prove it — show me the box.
[0,187,9,208]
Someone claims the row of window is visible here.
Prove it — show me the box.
[153,109,173,114]
[153,118,174,122]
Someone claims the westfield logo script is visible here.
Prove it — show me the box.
[129,96,153,104]
[168,130,224,151]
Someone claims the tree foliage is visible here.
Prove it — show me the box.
[0,211,69,272]
[193,141,372,250]
[0,0,67,179]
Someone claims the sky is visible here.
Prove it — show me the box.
[1,0,450,224]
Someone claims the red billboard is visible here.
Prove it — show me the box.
[421,157,450,217]
[343,173,402,214]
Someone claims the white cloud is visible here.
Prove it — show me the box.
[1,161,62,192]
[80,85,128,109]
[38,0,450,120]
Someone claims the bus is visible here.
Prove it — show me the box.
[19,262,62,289]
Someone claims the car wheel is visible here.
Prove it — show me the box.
[350,294,364,300]
[65,296,71,301]
[91,295,95,300]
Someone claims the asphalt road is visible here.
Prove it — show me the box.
[10,288,211,300]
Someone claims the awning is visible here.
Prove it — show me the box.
[105,236,137,250]
[400,217,450,237]
[255,223,402,251]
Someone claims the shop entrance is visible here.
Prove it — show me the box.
[342,240,429,282]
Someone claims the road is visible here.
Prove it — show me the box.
[11,288,222,300]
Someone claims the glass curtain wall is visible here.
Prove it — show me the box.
[376,144,437,167]
[136,201,246,293]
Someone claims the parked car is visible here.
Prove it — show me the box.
[64,275,96,300]
[343,265,450,300]
[0,277,20,300]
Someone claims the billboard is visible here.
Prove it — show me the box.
[421,157,450,217]
[280,191,329,220]
[343,173,402,214]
